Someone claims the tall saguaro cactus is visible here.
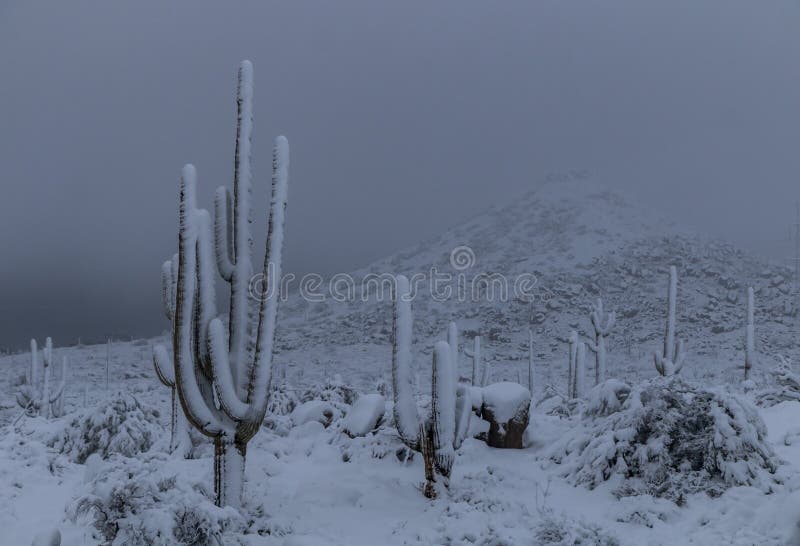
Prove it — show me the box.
[586,298,615,384]
[391,275,470,498]
[653,266,685,377]
[745,286,756,380]
[153,255,191,457]
[171,60,290,508]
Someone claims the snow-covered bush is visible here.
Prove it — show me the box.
[551,377,779,502]
[300,376,357,408]
[583,379,631,418]
[756,359,800,407]
[70,454,243,545]
[267,380,299,416]
[534,516,620,546]
[49,394,161,463]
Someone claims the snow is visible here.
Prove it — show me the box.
[480,382,531,423]
[6,178,800,543]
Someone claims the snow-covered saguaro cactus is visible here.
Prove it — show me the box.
[391,275,470,498]
[567,331,578,398]
[447,322,459,382]
[528,329,535,394]
[653,266,685,377]
[17,337,66,418]
[586,298,615,384]
[171,60,290,508]
[152,254,191,457]
[745,286,756,381]
[466,335,481,385]
[574,341,587,398]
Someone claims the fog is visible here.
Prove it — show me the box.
[1,0,798,349]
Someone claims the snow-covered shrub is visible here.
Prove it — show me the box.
[552,377,779,502]
[70,454,243,545]
[583,379,631,418]
[300,376,357,408]
[49,394,160,463]
[534,516,620,546]
[268,380,299,416]
[756,359,800,407]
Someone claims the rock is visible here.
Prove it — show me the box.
[290,400,336,428]
[480,382,531,449]
[342,394,385,437]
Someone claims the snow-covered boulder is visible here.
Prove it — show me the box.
[480,382,531,449]
[49,394,160,463]
[552,377,780,502]
[342,394,385,438]
[291,400,337,428]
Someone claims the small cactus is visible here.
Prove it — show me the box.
[586,298,615,384]
[745,286,756,381]
[17,337,66,418]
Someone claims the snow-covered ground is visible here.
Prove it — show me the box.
[2,338,800,545]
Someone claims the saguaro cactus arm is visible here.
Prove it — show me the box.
[431,341,455,479]
[392,274,421,450]
[744,286,755,380]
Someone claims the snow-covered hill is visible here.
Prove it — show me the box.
[277,176,799,391]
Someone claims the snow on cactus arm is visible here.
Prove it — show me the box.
[153,344,175,387]
[391,274,420,449]
[431,341,456,477]
[246,135,290,430]
[343,394,386,437]
[173,164,227,437]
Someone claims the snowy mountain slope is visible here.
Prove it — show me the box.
[277,176,799,390]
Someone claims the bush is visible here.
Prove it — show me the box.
[551,377,779,502]
[49,394,161,463]
[534,516,620,545]
[70,453,243,545]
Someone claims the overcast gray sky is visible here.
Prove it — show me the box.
[1,0,799,349]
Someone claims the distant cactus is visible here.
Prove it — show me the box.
[567,331,578,398]
[586,298,615,384]
[745,286,756,381]
[391,275,470,498]
[152,254,191,457]
[447,321,459,382]
[17,337,66,418]
[653,266,685,376]
[465,335,482,385]
[528,329,535,395]
[574,341,587,398]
